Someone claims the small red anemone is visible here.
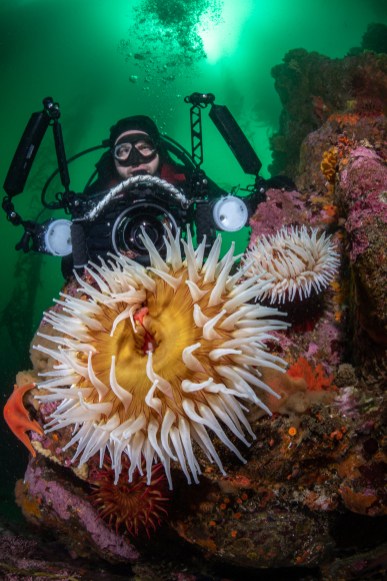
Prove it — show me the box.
[90,457,170,538]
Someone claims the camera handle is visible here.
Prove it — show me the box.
[74,175,191,223]
[1,196,38,252]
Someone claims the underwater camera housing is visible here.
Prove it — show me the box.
[2,94,268,274]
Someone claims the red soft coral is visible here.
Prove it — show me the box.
[287,357,335,391]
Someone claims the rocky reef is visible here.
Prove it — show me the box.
[2,46,387,581]
[269,47,387,180]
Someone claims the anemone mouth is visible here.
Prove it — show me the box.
[84,270,209,421]
[242,226,340,305]
[34,228,289,488]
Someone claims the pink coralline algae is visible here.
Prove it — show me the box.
[249,189,312,242]
[344,189,387,261]
[338,146,386,203]
[18,458,140,562]
[336,146,387,262]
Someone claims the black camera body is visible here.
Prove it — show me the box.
[70,177,193,268]
[64,170,254,274]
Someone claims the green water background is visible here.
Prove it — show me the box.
[0,0,386,511]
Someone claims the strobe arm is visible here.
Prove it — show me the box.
[51,105,70,194]
[2,97,73,255]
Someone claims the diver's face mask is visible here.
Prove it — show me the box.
[112,133,158,167]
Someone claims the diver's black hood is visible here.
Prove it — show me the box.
[109,115,160,147]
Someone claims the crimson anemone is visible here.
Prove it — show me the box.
[91,459,169,537]
[242,226,339,304]
[35,229,288,488]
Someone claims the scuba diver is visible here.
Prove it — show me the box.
[87,115,193,192]
[61,113,227,278]
[3,93,294,280]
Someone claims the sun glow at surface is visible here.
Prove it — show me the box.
[197,0,254,63]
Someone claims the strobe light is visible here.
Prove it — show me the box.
[40,219,72,256]
[212,195,249,232]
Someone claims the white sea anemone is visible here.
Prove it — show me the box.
[242,226,340,304]
[34,229,288,488]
